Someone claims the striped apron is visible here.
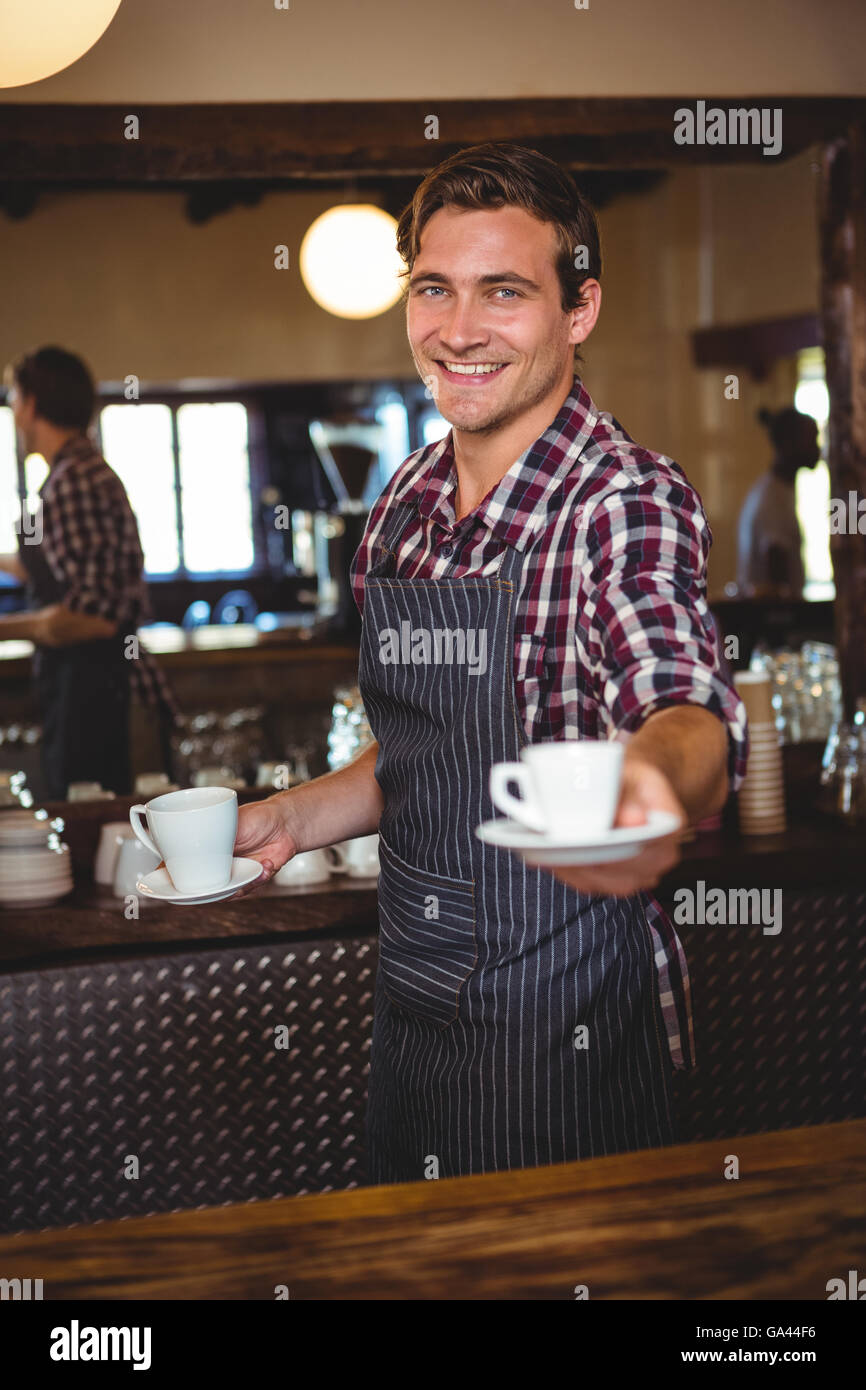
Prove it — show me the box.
[358,497,675,1183]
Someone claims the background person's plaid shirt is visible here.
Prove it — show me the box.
[351,376,749,1071]
[36,434,178,718]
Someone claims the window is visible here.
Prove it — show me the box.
[794,347,833,598]
[24,453,48,513]
[0,406,19,552]
[0,396,258,580]
[101,399,255,576]
[176,402,254,572]
[421,411,451,447]
[100,403,179,574]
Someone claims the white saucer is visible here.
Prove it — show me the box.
[475,809,682,864]
[136,857,264,905]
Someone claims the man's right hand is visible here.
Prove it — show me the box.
[232,796,298,896]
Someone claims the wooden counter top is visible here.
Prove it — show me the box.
[0,626,359,676]
[0,1119,861,1300]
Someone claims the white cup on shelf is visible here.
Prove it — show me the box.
[112,835,162,897]
[94,821,134,886]
[328,834,380,878]
[271,849,333,886]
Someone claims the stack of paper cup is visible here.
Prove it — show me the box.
[734,671,786,835]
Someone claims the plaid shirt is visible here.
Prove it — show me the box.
[35,434,178,717]
[351,376,749,1071]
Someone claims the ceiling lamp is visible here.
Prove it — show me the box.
[0,0,123,88]
[299,204,405,320]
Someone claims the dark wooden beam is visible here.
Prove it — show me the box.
[819,120,866,720]
[691,312,820,380]
[0,169,670,225]
[0,99,862,183]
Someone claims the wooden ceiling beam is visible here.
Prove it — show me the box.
[0,98,862,182]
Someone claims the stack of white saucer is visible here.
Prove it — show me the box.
[0,810,74,907]
[734,671,787,835]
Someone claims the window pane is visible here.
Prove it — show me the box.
[100,404,179,574]
[794,362,832,588]
[177,403,254,573]
[422,412,450,447]
[24,452,48,515]
[0,407,20,552]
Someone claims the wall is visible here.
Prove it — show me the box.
[0,147,820,593]
[584,150,820,590]
[0,0,863,101]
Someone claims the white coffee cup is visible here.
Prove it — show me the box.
[135,772,180,797]
[129,786,238,894]
[95,821,134,885]
[68,782,116,803]
[272,848,333,886]
[113,835,162,897]
[490,741,624,837]
[328,834,380,878]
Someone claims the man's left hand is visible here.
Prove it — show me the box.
[543,755,687,898]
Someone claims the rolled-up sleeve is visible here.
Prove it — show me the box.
[577,474,749,790]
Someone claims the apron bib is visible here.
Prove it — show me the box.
[358,497,675,1183]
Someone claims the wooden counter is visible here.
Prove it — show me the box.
[0,1119,862,1300]
[0,624,357,677]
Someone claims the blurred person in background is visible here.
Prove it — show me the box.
[736,406,821,598]
[0,346,176,799]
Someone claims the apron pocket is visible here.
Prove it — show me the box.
[376,837,477,1025]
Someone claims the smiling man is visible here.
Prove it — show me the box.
[236,142,748,1182]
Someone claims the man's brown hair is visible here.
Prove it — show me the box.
[4,346,95,431]
[396,141,602,367]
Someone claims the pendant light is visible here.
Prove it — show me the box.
[1,1,123,88]
[299,204,405,320]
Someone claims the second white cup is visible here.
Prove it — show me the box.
[129,786,238,894]
[490,741,624,837]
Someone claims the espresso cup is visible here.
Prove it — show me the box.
[328,834,380,878]
[94,821,134,886]
[489,741,624,837]
[112,835,162,898]
[272,849,333,886]
[129,786,238,894]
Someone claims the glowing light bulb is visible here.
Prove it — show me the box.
[0,1,123,89]
[299,205,405,320]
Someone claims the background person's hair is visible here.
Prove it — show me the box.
[4,346,96,431]
[756,405,813,452]
[396,142,602,370]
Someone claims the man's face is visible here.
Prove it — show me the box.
[406,204,588,434]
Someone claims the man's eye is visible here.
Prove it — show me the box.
[418,286,444,297]
[494,288,518,299]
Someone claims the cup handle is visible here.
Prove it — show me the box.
[489,764,547,832]
[327,844,348,869]
[129,804,160,858]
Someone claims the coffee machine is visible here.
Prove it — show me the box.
[291,420,384,639]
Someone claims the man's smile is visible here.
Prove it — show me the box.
[434,360,511,384]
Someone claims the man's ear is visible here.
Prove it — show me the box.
[569,279,602,347]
